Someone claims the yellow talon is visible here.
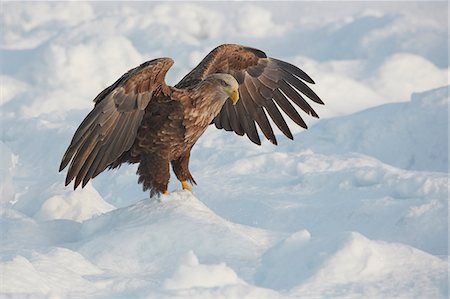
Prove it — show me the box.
[163,190,169,195]
[181,181,192,192]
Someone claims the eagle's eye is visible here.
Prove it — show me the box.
[217,79,229,87]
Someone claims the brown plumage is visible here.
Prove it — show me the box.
[59,44,323,196]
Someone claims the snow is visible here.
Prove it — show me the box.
[163,251,243,290]
[0,142,18,204]
[0,76,28,106]
[291,232,447,298]
[258,231,447,297]
[288,86,449,173]
[234,5,289,38]
[1,191,447,298]
[1,248,102,297]
[1,2,448,298]
[34,183,115,222]
[294,53,448,119]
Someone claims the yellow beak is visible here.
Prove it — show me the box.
[230,89,239,105]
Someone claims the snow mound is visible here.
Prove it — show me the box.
[2,192,447,298]
[293,232,448,298]
[77,191,279,280]
[0,247,102,297]
[1,191,281,298]
[163,251,243,290]
[34,183,115,222]
[195,145,448,256]
[289,85,449,173]
[257,231,448,298]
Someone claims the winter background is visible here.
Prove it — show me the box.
[1,1,448,298]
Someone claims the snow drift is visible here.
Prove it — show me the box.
[1,190,447,298]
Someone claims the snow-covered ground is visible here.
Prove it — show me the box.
[1,2,448,298]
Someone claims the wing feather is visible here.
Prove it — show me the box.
[273,89,307,129]
[78,142,104,188]
[225,102,244,135]
[235,99,261,145]
[213,114,223,129]
[264,100,293,140]
[60,57,174,189]
[91,112,138,179]
[281,69,324,104]
[176,44,322,145]
[278,80,319,118]
[271,58,315,84]
[242,77,277,144]
[219,102,233,131]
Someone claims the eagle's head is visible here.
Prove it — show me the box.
[204,73,239,105]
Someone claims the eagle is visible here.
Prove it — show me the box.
[59,44,323,196]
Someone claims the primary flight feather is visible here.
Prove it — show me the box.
[60,44,323,196]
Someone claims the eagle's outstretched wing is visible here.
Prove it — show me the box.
[59,58,174,188]
[175,44,323,145]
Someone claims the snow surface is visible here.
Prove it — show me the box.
[1,2,448,298]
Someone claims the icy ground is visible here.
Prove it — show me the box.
[1,2,449,298]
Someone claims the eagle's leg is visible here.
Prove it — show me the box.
[171,151,197,192]
[137,154,170,197]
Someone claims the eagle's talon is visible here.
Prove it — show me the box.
[181,181,192,192]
